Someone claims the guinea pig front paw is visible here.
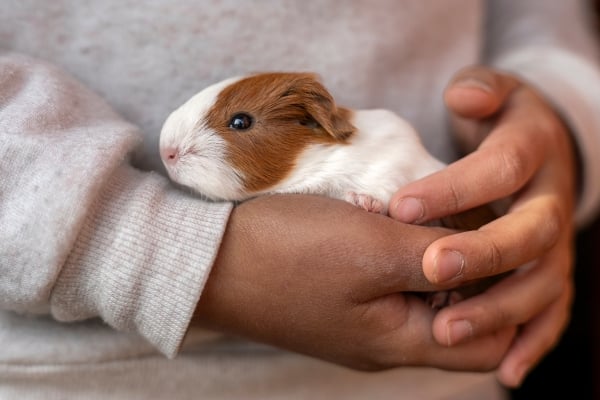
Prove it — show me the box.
[344,191,384,214]
[425,290,464,310]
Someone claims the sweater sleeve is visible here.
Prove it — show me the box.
[0,53,232,357]
[485,0,600,227]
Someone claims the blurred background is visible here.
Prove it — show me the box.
[511,4,600,397]
[511,218,599,399]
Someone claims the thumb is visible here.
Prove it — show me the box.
[444,66,521,152]
[444,66,520,119]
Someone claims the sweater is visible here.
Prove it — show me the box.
[1,1,599,398]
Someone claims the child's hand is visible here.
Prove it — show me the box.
[194,194,515,371]
[390,66,577,387]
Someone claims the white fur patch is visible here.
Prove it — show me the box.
[160,76,247,200]
[267,109,446,212]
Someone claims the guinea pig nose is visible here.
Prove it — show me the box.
[161,146,180,165]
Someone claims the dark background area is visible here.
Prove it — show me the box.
[511,3,600,398]
[510,217,599,399]
[511,4,600,398]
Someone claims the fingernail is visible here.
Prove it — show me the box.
[446,320,473,346]
[453,78,493,93]
[433,250,464,283]
[394,197,424,223]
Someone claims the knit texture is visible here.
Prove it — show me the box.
[51,165,232,356]
[0,53,232,357]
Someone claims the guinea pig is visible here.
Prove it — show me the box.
[159,72,450,215]
[159,72,502,308]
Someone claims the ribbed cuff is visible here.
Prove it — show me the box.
[50,164,233,357]
[493,47,600,227]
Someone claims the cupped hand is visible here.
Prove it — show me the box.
[389,66,577,387]
[193,194,514,372]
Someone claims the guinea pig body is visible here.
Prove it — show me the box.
[160,72,445,214]
[265,109,447,214]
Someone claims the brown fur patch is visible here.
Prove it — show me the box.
[204,73,355,194]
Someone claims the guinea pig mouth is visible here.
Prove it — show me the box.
[163,165,180,182]
[160,152,245,200]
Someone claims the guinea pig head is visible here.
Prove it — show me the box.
[160,72,356,201]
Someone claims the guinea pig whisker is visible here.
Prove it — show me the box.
[184,146,204,158]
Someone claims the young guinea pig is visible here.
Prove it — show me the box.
[160,72,451,215]
[159,72,502,308]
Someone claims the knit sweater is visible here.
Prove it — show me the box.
[1,1,599,398]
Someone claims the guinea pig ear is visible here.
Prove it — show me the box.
[285,74,355,141]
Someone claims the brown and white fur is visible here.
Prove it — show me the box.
[159,72,448,214]
[159,72,500,307]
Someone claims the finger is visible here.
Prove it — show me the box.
[391,75,552,225]
[357,221,457,297]
[495,285,572,388]
[390,118,546,224]
[316,209,459,300]
[378,294,516,370]
[420,117,567,285]
[422,193,561,284]
[419,327,517,371]
[431,247,568,346]
[444,65,520,118]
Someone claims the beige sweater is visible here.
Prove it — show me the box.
[1,1,600,398]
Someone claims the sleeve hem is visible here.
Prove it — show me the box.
[50,165,233,357]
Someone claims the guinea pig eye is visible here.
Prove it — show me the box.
[228,113,253,130]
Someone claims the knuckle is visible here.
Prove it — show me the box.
[475,233,504,276]
[445,180,464,213]
[526,197,566,256]
[541,200,565,247]
[477,300,512,334]
[496,144,530,190]
[487,237,504,275]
